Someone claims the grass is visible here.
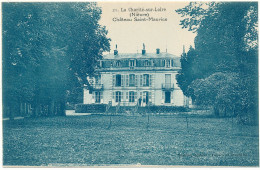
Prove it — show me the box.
[3,113,259,167]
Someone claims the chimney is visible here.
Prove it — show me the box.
[114,44,118,55]
[156,48,160,54]
[142,43,146,55]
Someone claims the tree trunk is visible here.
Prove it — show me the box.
[59,101,66,116]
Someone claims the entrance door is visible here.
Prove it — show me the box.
[143,91,149,104]
[165,91,171,103]
[165,74,171,88]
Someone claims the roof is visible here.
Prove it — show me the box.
[103,52,180,59]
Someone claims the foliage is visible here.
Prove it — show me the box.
[2,3,110,117]
[176,2,258,123]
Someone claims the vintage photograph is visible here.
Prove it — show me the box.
[2,1,259,167]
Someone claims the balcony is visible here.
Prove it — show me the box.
[161,83,174,91]
[93,84,103,90]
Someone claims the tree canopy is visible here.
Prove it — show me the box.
[176,2,258,124]
[2,2,110,117]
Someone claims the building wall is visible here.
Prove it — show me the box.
[85,70,186,107]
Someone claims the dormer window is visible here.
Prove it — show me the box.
[129,59,136,67]
[116,60,121,67]
[144,60,149,66]
[166,60,170,68]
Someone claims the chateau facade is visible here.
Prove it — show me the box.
[83,45,191,107]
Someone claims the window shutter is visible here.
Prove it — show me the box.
[126,75,129,86]
[140,75,143,86]
[151,91,154,104]
[162,91,165,103]
[149,92,151,102]
[171,92,173,101]
[149,74,152,87]
[143,75,146,86]
[135,75,138,87]
[122,75,125,87]
[134,92,137,101]
[113,92,115,99]
[112,75,116,86]
[92,93,95,99]
[101,92,103,99]
[126,92,129,99]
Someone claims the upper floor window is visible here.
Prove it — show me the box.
[143,74,149,87]
[171,59,174,67]
[129,74,135,87]
[116,60,121,67]
[116,74,121,87]
[162,60,166,67]
[166,60,170,68]
[144,60,149,66]
[129,60,135,67]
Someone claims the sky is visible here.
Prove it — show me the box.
[98,2,196,56]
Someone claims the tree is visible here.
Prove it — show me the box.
[176,2,258,124]
[176,46,197,98]
[2,2,110,118]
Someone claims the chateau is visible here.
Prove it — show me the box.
[83,44,191,107]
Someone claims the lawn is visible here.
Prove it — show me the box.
[3,113,259,167]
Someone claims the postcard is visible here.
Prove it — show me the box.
[2,1,259,167]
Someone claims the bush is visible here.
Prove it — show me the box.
[75,104,107,113]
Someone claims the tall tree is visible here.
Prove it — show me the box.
[176,2,258,124]
[2,2,110,118]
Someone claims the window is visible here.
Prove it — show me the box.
[129,60,135,67]
[116,60,121,67]
[129,74,135,87]
[166,60,170,68]
[116,74,121,87]
[95,92,101,103]
[143,91,149,104]
[116,91,122,102]
[129,91,135,102]
[171,59,174,67]
[144,60,149,66]
[162,60,166,67]
[143,74,149,86]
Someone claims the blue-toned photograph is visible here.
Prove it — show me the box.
[2,1,259,167]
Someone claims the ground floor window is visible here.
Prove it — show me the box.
[95,91,101,103]
[129,91,135,102]
[116,91,122,102]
